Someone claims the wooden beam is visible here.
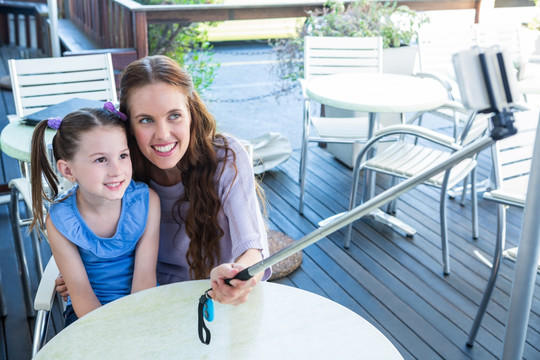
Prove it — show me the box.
[132,0,481,24]
[134,11,148,58]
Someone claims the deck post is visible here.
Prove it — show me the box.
[502,117,540,359]
[134,10,148,58]
[47,0,60,57]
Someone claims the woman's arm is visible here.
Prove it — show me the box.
[46,215,101,318]
[208,139,270,305]
[131,189,160,293]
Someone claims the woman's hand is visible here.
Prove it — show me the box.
[55,275,69,302]
[208,263,258,306]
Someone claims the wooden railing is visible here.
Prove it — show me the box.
[1,0,484,59]
[0,1,49,54]
[66,0,483,59]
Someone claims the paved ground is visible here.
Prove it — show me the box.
[205,41,304,150]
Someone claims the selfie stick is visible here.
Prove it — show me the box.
[227,47,518,284]
[228,134,495,283]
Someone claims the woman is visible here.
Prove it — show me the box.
[57,55,270,305]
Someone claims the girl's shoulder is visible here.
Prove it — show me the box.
[125,180,149,200]
[48,180,149,258]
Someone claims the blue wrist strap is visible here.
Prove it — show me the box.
[198,288,214,345]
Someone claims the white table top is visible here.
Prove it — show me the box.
[305,73,448,113]
[34,281,403,360]
[0,121,55,163]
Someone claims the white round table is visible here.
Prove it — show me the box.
[305,72,448,114]
[0,121,55,163]
[34,281,403,360]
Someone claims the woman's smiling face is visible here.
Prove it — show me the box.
[128,82,191,177]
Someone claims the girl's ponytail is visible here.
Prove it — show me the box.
[30,120,59,230]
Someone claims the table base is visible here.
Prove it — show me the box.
[370,209,416,237]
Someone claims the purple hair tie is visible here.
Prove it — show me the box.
[47,117,62,130]
[104,102,127,122]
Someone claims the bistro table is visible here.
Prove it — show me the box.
[305,72,449,236]
[34,280,403,360]
[0,121,55,175]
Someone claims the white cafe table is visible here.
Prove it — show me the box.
[306,72,448,115]
[34,280,403,360]
[0,121,55,166]
[305,72,449,236]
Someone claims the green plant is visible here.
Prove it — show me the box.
[137,0,221,95]
[527,0,540,31]
[271,0,428,87]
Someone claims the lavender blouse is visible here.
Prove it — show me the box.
[150,136,271,284]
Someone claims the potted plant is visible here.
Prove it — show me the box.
[272,0,429,86]
[271,0,429,167]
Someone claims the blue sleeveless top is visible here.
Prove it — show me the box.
[49,180,149,306]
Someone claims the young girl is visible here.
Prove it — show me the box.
[31,104,160,326]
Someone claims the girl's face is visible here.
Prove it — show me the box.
[128,82,192,180]
[60,126,132,202]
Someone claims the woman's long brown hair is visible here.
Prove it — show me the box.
[119,55,235,279]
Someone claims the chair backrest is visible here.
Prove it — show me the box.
[489,110,538,206]
[303,36,383,81]
[459,112,489,147]
[472,23,537,79]
[9,53,117,119]
[417,25,475,77]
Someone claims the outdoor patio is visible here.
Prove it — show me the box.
[1,40,539,359]
[1,1,540,359]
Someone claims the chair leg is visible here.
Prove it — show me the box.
[459,175,468,206]
[345,161,365,249]
[9,187,35,317]
[471,168,479,239]
[32,310,50,357]
[32,229,44,278]
[299,100,311,215]
[467,203,506,347]
[440,169,452,275]
[386,177,398,214]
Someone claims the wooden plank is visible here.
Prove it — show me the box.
[276,145,536,356]
[140,1,481,23]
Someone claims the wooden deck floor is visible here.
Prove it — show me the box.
[0,45,539,359]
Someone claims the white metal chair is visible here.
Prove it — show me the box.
[345,110,488,275]
[467,109,538,346]
[6,54,116,317]
[415,25,476,139]
[299,35,383,214]
[8,53,117,123]
[473,23,540,103]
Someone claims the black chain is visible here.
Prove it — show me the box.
[208,45,297,103]
[206,83,299,103]
[213,49,273,56]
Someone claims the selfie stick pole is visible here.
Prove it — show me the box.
[231,133,498,282]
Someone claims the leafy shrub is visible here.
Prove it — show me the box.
[271,0,428,86]
[137,0,220,95]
